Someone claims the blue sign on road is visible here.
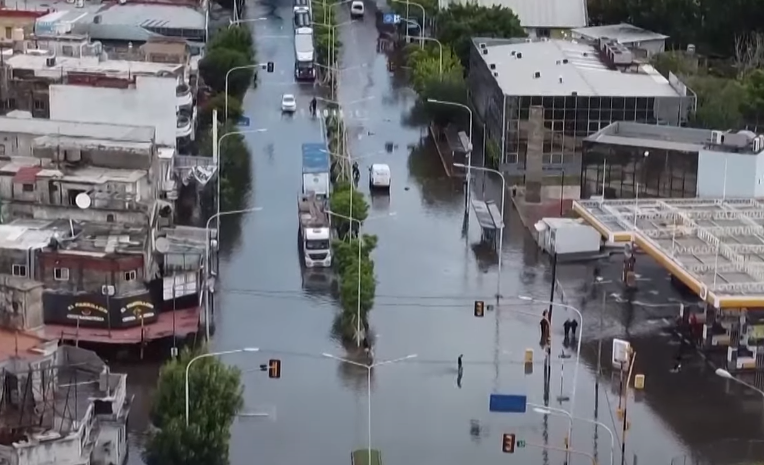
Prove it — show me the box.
[489,394,527,413]
[382,13,401,24]
[237,116,250,127]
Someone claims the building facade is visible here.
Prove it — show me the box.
[468,37,696,185]
[0,9,48,45]
[580,122,764,200]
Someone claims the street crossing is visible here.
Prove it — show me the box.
[271,108,370,121]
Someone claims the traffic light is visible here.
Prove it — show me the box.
[502,433,516,453]
[268,359,281,379]
[266,61,274,73]
[474,300,485,317]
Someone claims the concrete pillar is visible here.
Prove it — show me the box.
[524,105,544,203]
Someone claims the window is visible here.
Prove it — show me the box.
[22,183,34,192]
[4,27,11,39]
[12,264,26,277]
[124,270,137,281]
[106,213,115,223]
[33,99,45,111]
[61,45,74,57]
[6,98,15,110]
[54,267,70,281]
[0,144,5,155]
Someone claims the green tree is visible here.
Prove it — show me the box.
[200,48,253,97]
[198,93,244,128]
[687,75,745,129]
[329,185,369,235]
[338,256,376,314]
[333,234,378,271]
[405,43,463,93]
[143,348,244,465]
[741,69,764,127]
[198,124,252,211]
[436,4,525,68]
[209,25,255,59]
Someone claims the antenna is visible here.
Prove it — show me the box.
[75,192,91,209]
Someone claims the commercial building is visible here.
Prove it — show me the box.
[0,53,193,147]
[0,9,48,45]
[444,0,587,37]
[574,197,764,372]
[468,37,696,196]
[571,23,669,58]
[581,122,764,200]
[34,2,206,44]
[0,337,131,465]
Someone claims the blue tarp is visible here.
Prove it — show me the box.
[302,143,330,173]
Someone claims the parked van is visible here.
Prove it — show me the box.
[369,164,391,191]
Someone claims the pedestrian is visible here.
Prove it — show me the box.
[540,311,550,345]
[570,318,579,339]
[457,354,463,371]
[563,319,571,339]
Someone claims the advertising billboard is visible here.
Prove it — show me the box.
[43,291,158,328]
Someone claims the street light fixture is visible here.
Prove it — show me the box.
[229,17,268,27]
[454,163,505,300]
[530,405,615,465]
[185,347,260,426]
[518,295,584,459]
[715,368,764,396]
[204,206,263,340]
[322,353,417,465]
[326,211,396,346]
[426,99,473,209]
[225,64,266,120]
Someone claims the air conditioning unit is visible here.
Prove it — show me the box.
[711,130,724,145]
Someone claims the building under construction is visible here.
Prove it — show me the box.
[0,335,130,465]
[574,197,764,374]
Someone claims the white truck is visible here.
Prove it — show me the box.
[298,193,332,268]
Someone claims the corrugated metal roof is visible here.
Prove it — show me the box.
[13,166,42,183]
[476,0,587,28]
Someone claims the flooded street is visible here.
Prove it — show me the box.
[123,1,764,464]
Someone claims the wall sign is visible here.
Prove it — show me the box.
[43,291,159,328]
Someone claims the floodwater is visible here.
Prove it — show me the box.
[122,1,764,465]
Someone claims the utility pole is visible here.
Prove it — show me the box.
[547,171,565,322]
[594,277,612,416]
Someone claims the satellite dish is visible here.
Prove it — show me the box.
[75,193,91,209]
[155,237,170,253]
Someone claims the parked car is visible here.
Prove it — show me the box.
[369,163,391,191]
[281,94,297,113]
[350,0,365,18]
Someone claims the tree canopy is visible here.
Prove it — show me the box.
[198,93,244,128]
[200,48,254,96]
[435,4,525,68]
[329,183,369,234]
[143,348,244,465]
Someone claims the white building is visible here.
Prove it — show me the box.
[572,23,669,58]
[445,0,588,37]
[49,75,183,147]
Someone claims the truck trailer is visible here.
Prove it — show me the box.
[301,143,331,200]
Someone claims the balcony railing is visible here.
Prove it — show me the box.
[176,114,192,138]
[176,83,192,110]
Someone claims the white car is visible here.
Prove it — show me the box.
[350,0,364,18]
[369,163,391,191]
[281,94,297,113]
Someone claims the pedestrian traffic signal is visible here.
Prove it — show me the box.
[266,61,274,73]
[474,300,485,317]
[268,359,281,378]
[502,433,516,453]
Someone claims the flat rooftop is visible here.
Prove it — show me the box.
[7,54,182,78]
[475,0,587,28]
[573,197,764,308]
[474,38,686,97]
[0,219,147,255]
[572,23,669,44]
[0,114,155,142]
[586,121,713,153]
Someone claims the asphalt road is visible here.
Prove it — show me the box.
[123,1,764,464]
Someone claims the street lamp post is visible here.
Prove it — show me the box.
[322,353,417,465]
[419,37,444,75]
[390,0,425,46]
[518,296,584,460]
[185,347,259,426]
[204,206,263,340]
[715,368,764,397]
[225,64,264,121]
[426,99,473,210]
[454,163,505,300]
[530,404,616,465]
[326,210,396,346]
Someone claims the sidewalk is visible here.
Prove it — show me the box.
[429,123,469,177]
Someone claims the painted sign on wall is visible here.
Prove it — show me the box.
[43,291,158,328]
